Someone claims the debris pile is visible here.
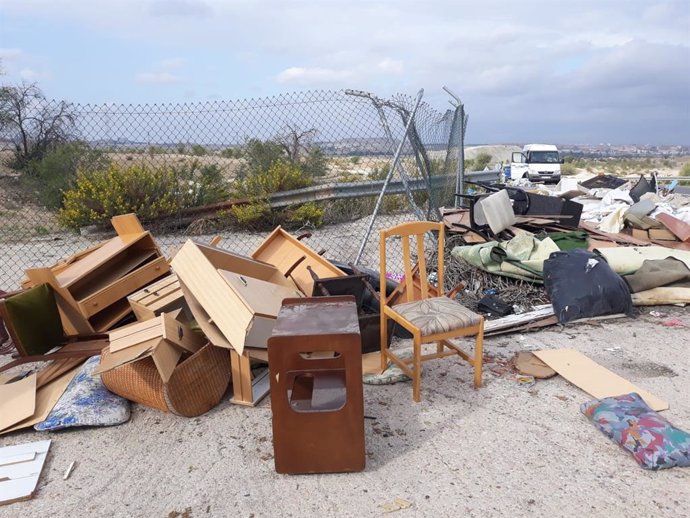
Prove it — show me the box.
[1,179,689,506]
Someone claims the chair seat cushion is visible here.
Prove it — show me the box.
[393,297,481,336]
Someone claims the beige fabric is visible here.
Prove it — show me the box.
[393,296,481,336]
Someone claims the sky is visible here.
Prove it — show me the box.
[0,0,688,145]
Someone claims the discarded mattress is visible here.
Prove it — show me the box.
[595,246,690,275]
[35,355,130,431]
[623,258,690,306]
[543,249,633,324]
[451,232,559,282]
[623,258,690,293]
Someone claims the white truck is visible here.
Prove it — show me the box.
[509,144,563,184]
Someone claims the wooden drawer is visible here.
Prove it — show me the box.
[78,256,170,318]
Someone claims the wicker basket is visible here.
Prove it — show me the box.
[100,343,231,417]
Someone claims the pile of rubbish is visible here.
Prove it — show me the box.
[443,172,690,321]
[1,172,689,505]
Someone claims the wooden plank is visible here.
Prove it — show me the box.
[483,305,554,333]
[0,374,36,432]
[178,281,233,349]
[36,358,85,389]
[0,369,78,435]
[196,242,280,280]
[655,213,690,242]
[251,226,345,294]
[579,221,650,246]
[111,213,145,236]
[109,317,164,352]
[172,240,254,354]
[161,313,204,353]
[534,349,668,411]
[0,440,51,506]
[93,338,159,375]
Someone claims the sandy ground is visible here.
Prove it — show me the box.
[1,306,688,518]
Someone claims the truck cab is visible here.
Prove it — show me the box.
[510,144,563,184]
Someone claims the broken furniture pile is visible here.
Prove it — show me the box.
[1,192,689,504]
[1,214,386,497]
[442,172,690,320]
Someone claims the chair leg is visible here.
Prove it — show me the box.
[413,338,422,402]
[473,328,484,389]
[380,315,389,372]
[436,340,443,355]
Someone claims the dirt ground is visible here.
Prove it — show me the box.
[1,306,688,518]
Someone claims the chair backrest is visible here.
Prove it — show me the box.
[379,221,444,306]
[0,283,64,356]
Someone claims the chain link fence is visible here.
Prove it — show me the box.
[0,88,463,288]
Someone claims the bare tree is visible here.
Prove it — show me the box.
[277,125,318,162]
[0,82,76,167]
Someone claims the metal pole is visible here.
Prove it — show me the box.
[345,90,424,221]
[354,89,425,265]
[443,86,466,208]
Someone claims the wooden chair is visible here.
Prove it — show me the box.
[379,221,484,402]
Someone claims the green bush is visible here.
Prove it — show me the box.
[220,147,241,159]
[300,148,328,177]
[59,163,180,229]
[288,202,324,227]
[474,152,492,170]
[233,161,312,199]
[239,139,285,177]
[23,142,110,209]
[173,160,229,206]
[229,201,271,226]
[190,144,207,156]
[680,162,690,177]
[561,162,578,176]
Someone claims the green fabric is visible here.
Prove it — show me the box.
[4,283,64,355]
[451,233,560,283]
[544,230,589,251]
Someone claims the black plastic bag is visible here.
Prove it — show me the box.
[543,249,634,324]
[477,294,513,317]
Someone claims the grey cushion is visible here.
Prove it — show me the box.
[393,297,482,336]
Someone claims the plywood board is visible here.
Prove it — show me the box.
[362,352,384,375]
[0,374,36,432]
[656,212,690,242]
[219,270,303,317]
[93,338,159,375]
[109,317,163,352]
[0,440,51,506]
[534,349,668,411]
[172,240,254,354]
[179,281,232,350]
[251,226,345,294]
[0,369,78,435]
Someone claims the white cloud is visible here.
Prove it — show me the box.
[0,48,24,61]
[19,68,41,81]
[135,71,181,84]
[158,57,186,71]
[148,0,212,17]
[276,67,355,86]
[377,59,404,75]
[1,0,688,142]
[135,58,187,85]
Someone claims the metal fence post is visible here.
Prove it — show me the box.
[443,86,467,208]
[354,89,425,265]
